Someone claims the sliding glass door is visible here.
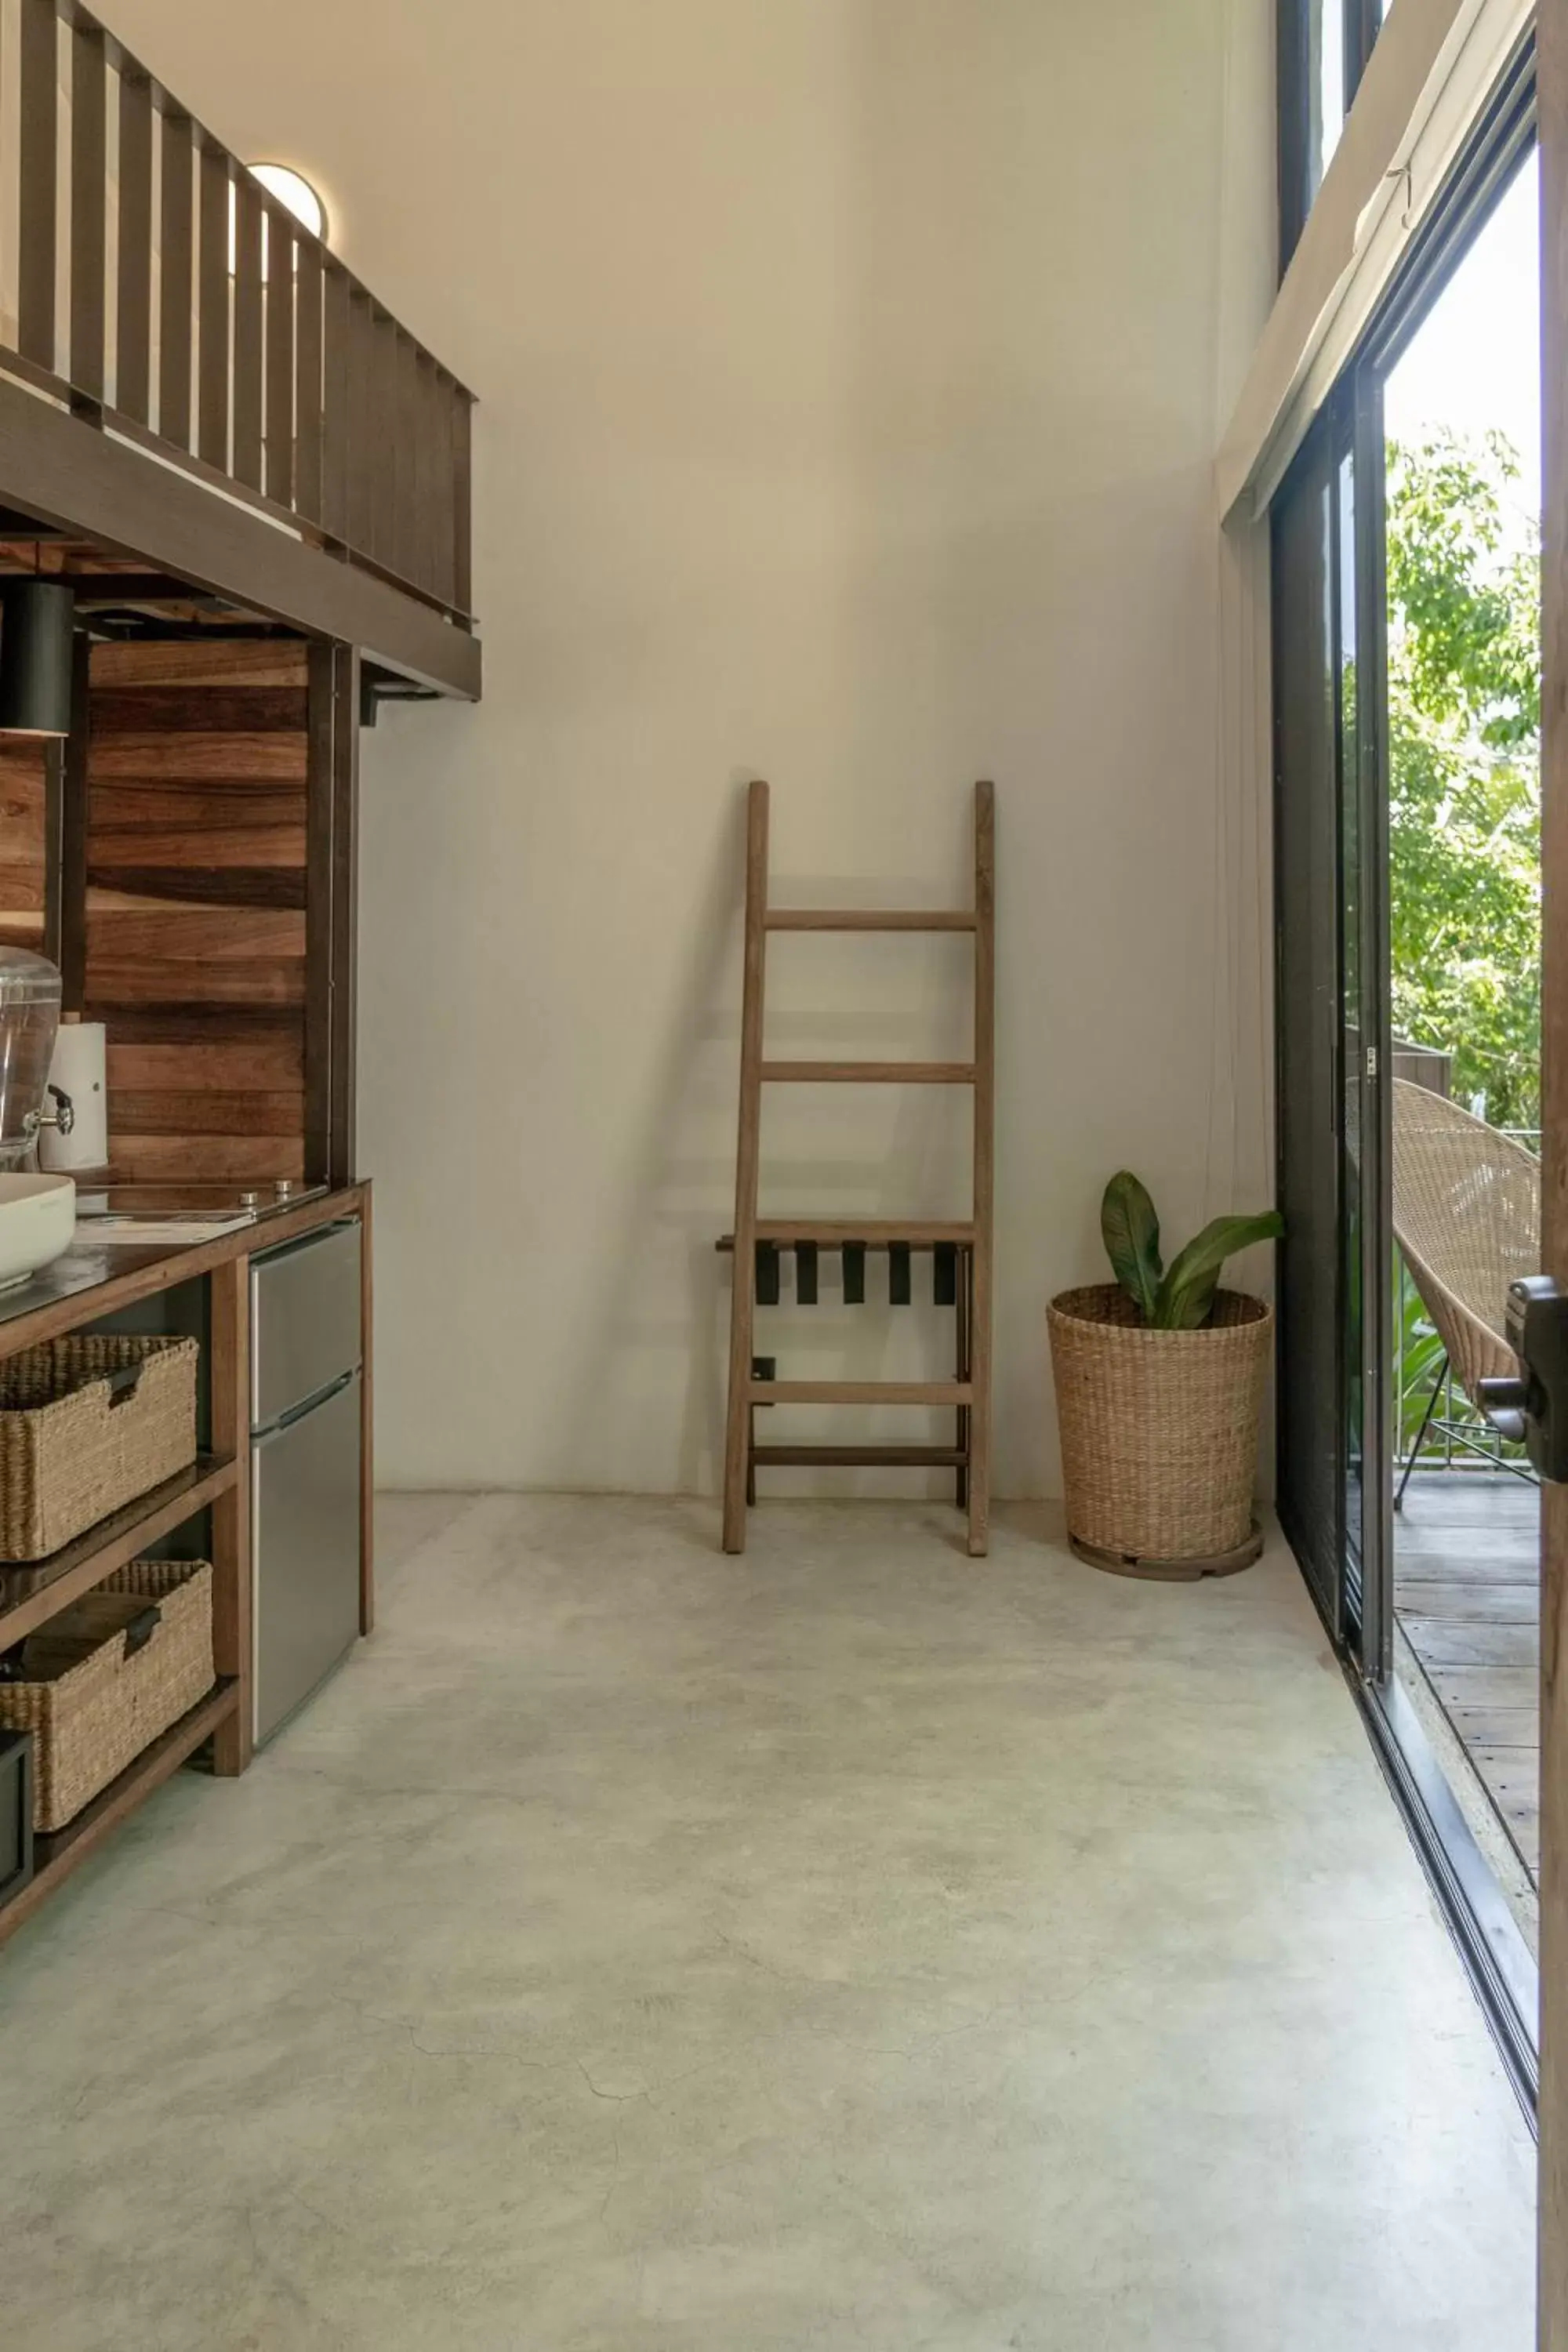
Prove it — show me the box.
[1341,371,1395,1679]
[1272,35,1541,2094]
[1272,381,1391,1675]
[1273,410,1344,1633]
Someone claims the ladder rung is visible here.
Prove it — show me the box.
[753,1445,967,1468]
[766,909,977,933]
[750,1381,973,1406]
[760,1062,975,1085]
[723,778,994,1558]
[718,1219,974,1251]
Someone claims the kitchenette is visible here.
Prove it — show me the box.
[0,611,385,1946]
[0,606,382,1937]
[0,611,383,1944]
[0,981,373,1940]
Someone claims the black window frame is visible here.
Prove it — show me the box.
[1278,0,1386,277]
[1269,26,1541,2114]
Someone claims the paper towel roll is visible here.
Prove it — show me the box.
[39,1020,108,1173]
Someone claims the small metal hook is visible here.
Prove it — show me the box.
[1389,159,1414,231]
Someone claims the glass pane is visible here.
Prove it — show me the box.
[1337,427,1365,1600]
[1272,417,1344,1632]
[1382,143,1543,1942]
[1316,2,1346,194]
[1280,1,1385,273]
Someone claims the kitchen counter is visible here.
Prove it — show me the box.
[0,1183,361,1360]
[76,1184,333,1218]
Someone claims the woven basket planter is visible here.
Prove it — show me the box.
[0,1559,214,1831]
[0,1335,198,1561]
[1048,1284,1271,1578]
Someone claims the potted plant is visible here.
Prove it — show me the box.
[1047,1174,1282,1580]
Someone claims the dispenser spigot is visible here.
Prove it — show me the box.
[24,1085,74,1143]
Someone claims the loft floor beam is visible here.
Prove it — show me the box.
[0,373,479,699]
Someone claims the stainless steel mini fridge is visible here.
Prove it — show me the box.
[251,1221,362,1744]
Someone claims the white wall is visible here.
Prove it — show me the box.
[107,0,1276,1497]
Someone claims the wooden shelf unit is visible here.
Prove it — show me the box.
[0,1182,372,1951]
[0,1681,238,1948]
[719,1221,975,1250]
[0,1456,237,1651]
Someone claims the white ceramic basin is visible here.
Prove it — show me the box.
[0,1173,76,1291]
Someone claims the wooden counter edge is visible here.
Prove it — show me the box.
[0,1183,372,1363]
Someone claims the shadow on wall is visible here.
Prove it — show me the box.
[538,784,743,1493]
[541,779,979,1499]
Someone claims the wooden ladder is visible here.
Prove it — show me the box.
[720,779,995,1557]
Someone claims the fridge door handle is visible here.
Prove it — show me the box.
[252,1367,359,1445]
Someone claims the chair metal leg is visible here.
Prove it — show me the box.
[1395,1352,1449,1512]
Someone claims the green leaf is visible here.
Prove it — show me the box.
[1101,1172,1162,1323]
[1153,1211,1283,1330]
[1385,428,1541,1131]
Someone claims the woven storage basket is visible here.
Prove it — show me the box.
[0,1335,198,1560]
[0,1559,214,1831]
[1048,1285,1271,1575]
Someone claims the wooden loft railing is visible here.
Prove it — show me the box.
[1,0,474,631]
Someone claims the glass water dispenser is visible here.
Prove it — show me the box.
[0,948,65,1172]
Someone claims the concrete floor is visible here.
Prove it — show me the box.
[0,1497,1537,2350]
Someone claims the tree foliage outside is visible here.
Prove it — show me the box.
[1387,428,1541,1131]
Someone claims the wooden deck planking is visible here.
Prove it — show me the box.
[1399,1475,1538,1528]
[1423,1664,1539,1711]
[1400,1617,1538,1668]
[1399,1580,1540,1622]
[1449,1706,1541,1747]
[1395,1468,1541,1887]
[1396,1530,1548,1573]
[1471,1747,1541,1875]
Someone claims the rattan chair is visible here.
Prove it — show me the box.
[1390,1077,1540,1501]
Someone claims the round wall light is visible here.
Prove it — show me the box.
[247,163,328,243]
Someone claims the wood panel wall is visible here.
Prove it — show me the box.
[0,742,50,955]
[84,639,310,1183]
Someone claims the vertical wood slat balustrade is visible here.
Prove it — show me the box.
[68,14,105,404]
[321,262,350,548]
[196,136,229,472]
[17,0,58,371]
[263,198,296,510]
[0,0,476,627]
[347,287,373,563]
[158,109,194,452]
[294,238,323,523]
[115,67,152,425]
[231,169,263,492]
